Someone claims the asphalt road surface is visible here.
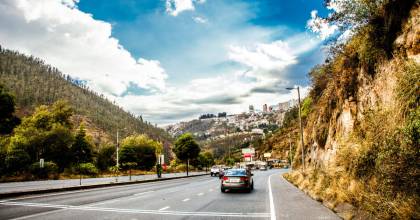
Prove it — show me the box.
[0,169,340,220]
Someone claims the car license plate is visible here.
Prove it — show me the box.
[229,178,240,183]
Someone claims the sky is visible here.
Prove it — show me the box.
[0,0,339,126]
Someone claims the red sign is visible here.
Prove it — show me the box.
[244,153,252,158]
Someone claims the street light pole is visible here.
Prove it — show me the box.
[288,133,292,171]
[116,130,119,168]
[297,87,305,171]
[286,86,305,171]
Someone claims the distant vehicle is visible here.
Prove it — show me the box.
[219,167,232,178]
[259,165,267,171]
[210,166,221,177]
[220,168,254,193]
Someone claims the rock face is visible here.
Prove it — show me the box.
[306,6,420,169]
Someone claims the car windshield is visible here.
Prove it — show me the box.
[225,169,246,176]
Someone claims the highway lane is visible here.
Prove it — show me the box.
[0,169,340,220]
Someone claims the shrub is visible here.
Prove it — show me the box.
[29,161,58,179]
[96,144,115,171]
[5,147,31,174]
[74,163,98,176]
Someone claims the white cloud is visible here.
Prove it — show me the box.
[193,16,207,24]
[166,0,195,16]
[118,36,320,125]
[0,0,167,96]
[228,41,297,74]
[166,0,208,16]
[307,10,338,40]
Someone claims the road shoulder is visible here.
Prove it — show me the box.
[270,172,340,220]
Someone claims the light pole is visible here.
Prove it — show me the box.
[286,86,305,171]
[116,128,127,168]
[116,130,119,168]
[288,133,292,171]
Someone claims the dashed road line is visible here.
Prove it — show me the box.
[159,206,170,211]
[197,193,204,196]
[182,198,190,202]
[0,201,270,218]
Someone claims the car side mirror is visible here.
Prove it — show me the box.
[251,174,254,176]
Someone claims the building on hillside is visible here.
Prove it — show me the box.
[278,101,289,112]
[262,104,268,113]
[249,105,255,113]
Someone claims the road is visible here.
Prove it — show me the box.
[0,169,340,220]
[0,172,205,194]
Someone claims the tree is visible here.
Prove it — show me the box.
[195,151,215,171]
[5,145,30,174]
[96,144,116,171]
[119,134,160,171]
[71,125,94,164]
[173,133,200,175]
[7,101,74,171]
[0,85,20,134]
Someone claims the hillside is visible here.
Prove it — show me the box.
[0,47,172,148]
[166,111,284,160]
[264,1,419,219]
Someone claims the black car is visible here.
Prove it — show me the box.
[220,168,254,193]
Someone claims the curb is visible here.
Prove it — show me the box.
[0,173,208,199]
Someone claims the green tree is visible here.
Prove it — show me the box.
[195,151,215,170]
[5,145,30,174]
[173,133,200,175]
[0,85,20,134]
[71,125,94,164]
[119,134,160,171]
[96,144,116,171]
[7,101,74,171]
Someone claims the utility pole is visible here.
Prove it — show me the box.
[286,86,305,171]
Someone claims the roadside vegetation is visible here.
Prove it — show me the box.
[264,0,419,219]
[0,86,214,181]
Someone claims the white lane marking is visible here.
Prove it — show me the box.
[197,193,204,196]
[159,206,170,211]
[5,178,196,202]
[133,191,155,196]
[268,174,276,220]
[0,201,270,218]
[87,191,156,207]
[182,198,190,202]
[209,189,213,192]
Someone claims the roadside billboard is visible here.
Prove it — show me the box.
[241,147,255,155]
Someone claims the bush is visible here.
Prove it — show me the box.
[175,164,196,172]
[74,163,98,176]
[5,147,31,174]
[29,161,58,179]
[96,144,115,171]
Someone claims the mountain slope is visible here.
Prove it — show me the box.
[265,1,419,219]
[0,47,172,147]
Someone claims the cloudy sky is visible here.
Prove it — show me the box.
[0,0,337,126]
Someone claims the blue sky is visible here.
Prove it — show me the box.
[78,0,328,85]
[0,0,334,125]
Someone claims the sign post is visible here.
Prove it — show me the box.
[39,159,44,168]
